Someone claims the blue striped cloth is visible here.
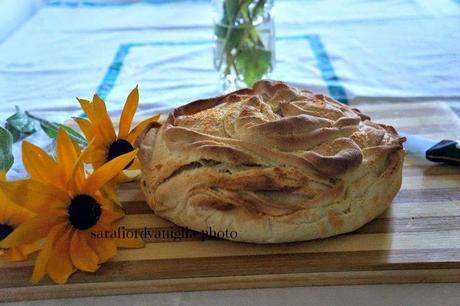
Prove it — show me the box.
[0,0,459,178]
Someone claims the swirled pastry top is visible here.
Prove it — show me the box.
[139,80,406,243]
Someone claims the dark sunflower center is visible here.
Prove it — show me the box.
[107,139,134,169]
[0,224,14,241]
[68,194,102,230]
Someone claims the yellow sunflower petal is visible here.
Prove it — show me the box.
[68,139,96,196]
[84,149,138,194]
[0,170,5,181]
[0,213,66,248]
[77,98,98,123]
[17,242,41,257]
[92,95,116,143]
[72,117,95,141]
[22,141,65,188]
[70,231,99,272]
[0,206,5,221]
[126,114,161,144]
[113,236,145,249]
[98,184,121,209]
[3,247,27,261]
[3,242,40,262]
[126,156,141,171]
[93,218,113,232]
[83,144,108,166]
[0,179,70,212]
[56,128,81,182]
[118,86,139,139]
[87,234,117,264]
[4,201,35,226]
[30,223,64,284]
[101,208,124,224]
[47,225,75,284]
[116,170,140,183]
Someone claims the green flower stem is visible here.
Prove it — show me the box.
[215,0,272,87]
[25,111,87,146]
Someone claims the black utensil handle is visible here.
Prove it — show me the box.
[426,140,460,166]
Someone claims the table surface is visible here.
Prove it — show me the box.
[0,102,460,305]
[3,101,460,303]
[1,0,460,305]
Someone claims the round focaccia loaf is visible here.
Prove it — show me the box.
[139,80,406,243]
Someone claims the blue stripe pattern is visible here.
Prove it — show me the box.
[281,35,348,104]
[47,0,211,6]
[47,0,302,6]
[96,36,348,105]
[96,39,211,101]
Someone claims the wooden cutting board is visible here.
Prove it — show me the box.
[1,102,460,302]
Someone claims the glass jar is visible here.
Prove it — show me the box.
[212,0,275,92]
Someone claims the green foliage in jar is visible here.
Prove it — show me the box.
[214,0,273,87]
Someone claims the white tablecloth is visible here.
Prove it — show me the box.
[2,0,460,179]
[1,0,460,304]
[1,0,459,123]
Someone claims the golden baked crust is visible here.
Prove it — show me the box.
[139,80,406,243]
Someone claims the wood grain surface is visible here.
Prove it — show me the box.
[1,102,459,302]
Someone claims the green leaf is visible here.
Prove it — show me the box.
[218,0,254,51]
[247,26,264,48]
[0,127,14,173]
[4,106,36,142]
[236,47,272,86]
[223,0,240,25]
[214,23,228,40]
[214,24,246,51]
[240,0,252,21]
[251,0,267,18]
[25,112,87,146]
[56,123,88,145]
[41,121,87,146]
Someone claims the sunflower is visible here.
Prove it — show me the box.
[0,129,144,284]
[0,171,40,261]
[73,86,160,178]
